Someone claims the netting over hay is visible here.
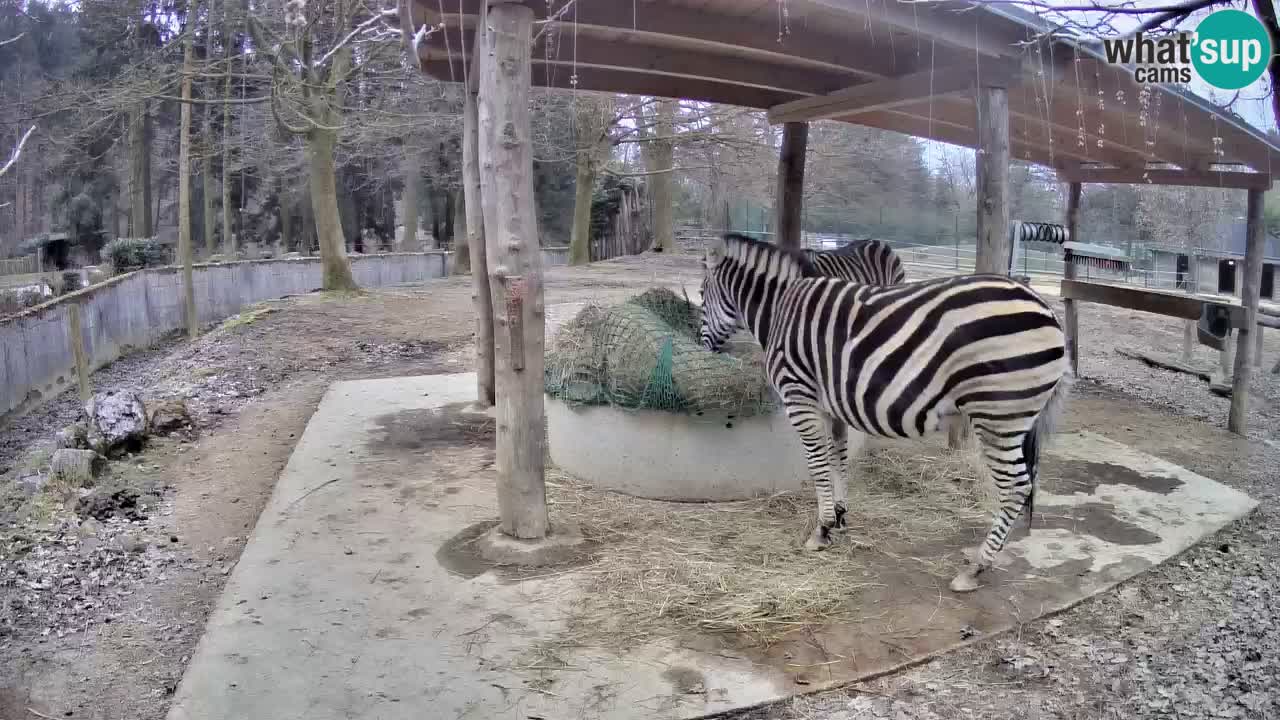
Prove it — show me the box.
[545,288,777,416]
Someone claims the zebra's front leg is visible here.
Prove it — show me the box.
[784,403,840,550]
[829,418,849,530]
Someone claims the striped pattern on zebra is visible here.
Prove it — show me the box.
[799,238,909,528]
[802,238,907,287]
[699,233,1071,593]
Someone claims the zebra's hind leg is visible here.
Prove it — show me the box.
[782,401,840,550]
[829,418,849,530]
[950,428,1036,593]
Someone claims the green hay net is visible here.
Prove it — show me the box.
[545,288,778,417]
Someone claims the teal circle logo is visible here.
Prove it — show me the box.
[1192,9,1272,90]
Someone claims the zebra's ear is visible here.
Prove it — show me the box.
[704,235,727,268]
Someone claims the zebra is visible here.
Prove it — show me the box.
[798,238,909,518]
[699,232,1071,593]
[802,238,907,287]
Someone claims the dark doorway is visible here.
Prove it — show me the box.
[1175,254,1190,290]
[1217,258,1237,294]
[1263,264,1275,299]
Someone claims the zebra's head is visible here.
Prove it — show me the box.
[699,234,738,352]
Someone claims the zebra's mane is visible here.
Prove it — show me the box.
[720,233,819,278]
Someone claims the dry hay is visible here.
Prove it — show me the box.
[545,440,999,650]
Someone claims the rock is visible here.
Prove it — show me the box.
[49,449,108,487]
[149,398,193,434]
[17,472,46,495]
[75,487,145,522]
[55,421,90,449]
[85,390,148,457]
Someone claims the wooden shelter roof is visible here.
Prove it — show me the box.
[409,0,1280,189]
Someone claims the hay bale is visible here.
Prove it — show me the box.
[55,421,90,450]
[545,288,775,416]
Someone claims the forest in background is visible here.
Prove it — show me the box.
[3,0,1280,283]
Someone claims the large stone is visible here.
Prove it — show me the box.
[149,397,193,434]
[85,390,148,457]
[50,448,107,487]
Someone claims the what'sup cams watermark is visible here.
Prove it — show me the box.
[1101,9,1272,91]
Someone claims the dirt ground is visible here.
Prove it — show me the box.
[1,251,1277,720]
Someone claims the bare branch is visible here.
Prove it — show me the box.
[0,32,25,48]
[0,125,36,178]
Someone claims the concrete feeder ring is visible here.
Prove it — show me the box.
[545,394,810,502]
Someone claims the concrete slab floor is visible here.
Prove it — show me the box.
[166,373,1258,720]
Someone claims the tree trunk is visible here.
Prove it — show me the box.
[177,4,198,339]
[647,99,676,252]
[280,190,293,251]
[443,190,455,248]
[479,1,547,539]
[569,150,596,265]
[202,140,216,258]
[400,151,419,251]
[463,62,493,401]
[221,0,234,255]
[453,192,468,271]
[775,121,808,250]
[308,127,359,290]
[974,86,1010,275]
[129,102,152,238]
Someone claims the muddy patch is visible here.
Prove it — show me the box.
[366,402,495,458]
[662,666,707,694]
[1050,459,1183,496]
[1035,502,1162,546]
[435,519,501,579]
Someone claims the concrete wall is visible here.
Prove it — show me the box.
[0,252,451,420]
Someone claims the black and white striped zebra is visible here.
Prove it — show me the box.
[799,238,909,519]
[699,233,1071,593]
[803,238,907,287]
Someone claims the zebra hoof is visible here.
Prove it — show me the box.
[949,570,982,593]
[804,526,833,551]
[834,504,848,530]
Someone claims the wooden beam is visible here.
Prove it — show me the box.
[416,0,927,83]
[975,86,1010,275]
[421,28,861,100]
[846,109,1090,170]
[808,0,1022,58]
[1057,166,1273,190]
[1063,182,1082,378]
[421,59,803,110]
[775,122,808,250]
[1229,188,1266,435]
[463,24,494,408]
[478,1,547,540]
[767,65,1013,124]
[1060,279,1247,326]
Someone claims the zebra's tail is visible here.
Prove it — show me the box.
[1021,367,1074,527]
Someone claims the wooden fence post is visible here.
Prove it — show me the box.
[67,304,91,403]
[478,0,548,540]
[775,121,808,250]
[463,20,495,408]
[974,85,1009,275]
[1064,182,1081,378]
[1229,187,1266,434]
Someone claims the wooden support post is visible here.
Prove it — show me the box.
[1229,187,1266,434]
[67,304,91,403]
[974,86,1010,275]
[478,0,548,539]
[774,121,808,250]
[463,28,495,408]
[1256,325,1265,368]
[1063,182,1081,378]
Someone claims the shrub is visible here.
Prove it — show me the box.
[104,237,167,270]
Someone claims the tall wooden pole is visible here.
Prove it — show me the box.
[478,0,547,539]
[177,0,198,340]
[464,26,495,407]
[1064,182,1082,378]
[775,121,808,250]
[1229,187,1266,435]
[974,86,1010,275]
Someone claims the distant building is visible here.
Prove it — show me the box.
[1142,218,1279,299]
